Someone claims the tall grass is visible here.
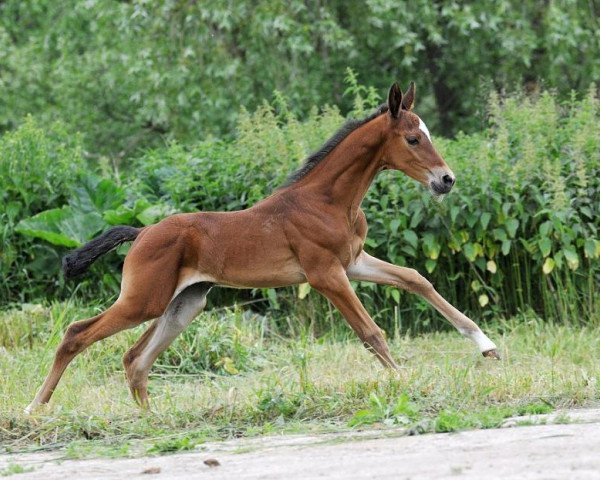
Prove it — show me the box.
[0,303,598,452]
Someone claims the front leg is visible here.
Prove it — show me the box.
[305,262,398,369]
[347,252,500,358]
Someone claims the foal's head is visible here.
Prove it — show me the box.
[380,82,455,195]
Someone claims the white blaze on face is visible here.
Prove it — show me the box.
[418,117,431,142]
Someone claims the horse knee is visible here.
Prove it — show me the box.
[403,268,433,295]
[58,335,84,357]
[362,329,386,351]
[58,319,96,356]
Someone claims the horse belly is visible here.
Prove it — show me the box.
[217,247,307,288]
[183,210,307,288]
[186,240,306,289]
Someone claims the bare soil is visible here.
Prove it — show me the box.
[3,409,600,479]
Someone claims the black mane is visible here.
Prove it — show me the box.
[281,104,389,187]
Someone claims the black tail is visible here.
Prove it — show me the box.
[62,225,142,279]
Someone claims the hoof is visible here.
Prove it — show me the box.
[482,348,501,360]
[131,388,151,410]
[24,402,41,415]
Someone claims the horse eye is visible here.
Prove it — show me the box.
[406,136,419,146]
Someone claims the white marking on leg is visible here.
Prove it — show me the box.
[418,118,431,141]
[461,329,497,352]
[133,288,208,377]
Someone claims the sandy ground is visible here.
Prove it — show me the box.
[2,409,600,479]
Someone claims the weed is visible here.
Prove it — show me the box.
[348,392,420,428]
[0,464,34,477]
[147,434,205,455]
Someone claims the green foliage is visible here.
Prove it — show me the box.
[16,175,144,248]
[348,392,420,427]
[516,402,553,416]
[429,402,553,433]
[0,118,86,303]
[147,435,204,455]
[7,88,600,331]
[132,101,345,213]
[16,207,91,248]
[431,407,514,432]
[0,0,598,155]
[340,1,600,134]
[155,309,264,376]
[0,464,34,477]
[0,0,355,155]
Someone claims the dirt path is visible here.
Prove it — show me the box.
[3,409,600,479]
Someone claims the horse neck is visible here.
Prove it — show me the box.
[290,115,386,217]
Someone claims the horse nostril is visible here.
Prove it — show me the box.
[442,174,455,186]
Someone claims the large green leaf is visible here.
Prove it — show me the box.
[480,212,492,230]
[505,218,519,238]
[16,207,105,247]
[584,238,598,259]
[538,237,552,257]
[463,243,477,262]
[402,229,418,249]
[70,176,126,214]
[422,233,441,260]
[562,248,579,270]
[136,204,173,226]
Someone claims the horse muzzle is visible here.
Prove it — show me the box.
[429,170,455,195]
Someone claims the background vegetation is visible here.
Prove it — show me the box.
[3,84,599,332]
[0,0,598,154]
[1,1,598,327]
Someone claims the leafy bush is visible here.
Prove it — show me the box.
[1,1,598,154]
[0,118,86,303]
[132,101,345,213]
[360,88,599,327]
[8,89,600,333]
[348,392,420,427]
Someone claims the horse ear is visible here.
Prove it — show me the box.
[402,81,416,110]
[387,83,403,119]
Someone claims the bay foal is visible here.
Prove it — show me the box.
[26,82,499,412]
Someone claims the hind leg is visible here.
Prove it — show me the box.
[25,221,192,413]
[123,283,212,407]
[25,301,151,413]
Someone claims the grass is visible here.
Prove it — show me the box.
[0,302,599,459]
[0,463,34,477]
